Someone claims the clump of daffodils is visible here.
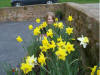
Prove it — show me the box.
[40,36,56,52]
[15,17,91,74]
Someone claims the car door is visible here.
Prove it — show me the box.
[37,0,47,4]
[22,0,35,5]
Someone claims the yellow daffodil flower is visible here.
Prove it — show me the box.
[91,66,97,75]
[53,22,58,27]
[40,36,51,52]
[26,55,37,68]
[55,18,58,22]
[42,21,47,28]
[58,22,64,29]
[38,25,43,30]
[66,42,75,54]
[42,36,49,45]
[40,45,49,52]
[36,18,40,23]
[38,52,46,66]
[20,63,32,74]
[57,41,66,49]
[33,27,41,36]
[97,69,100,75]
[57,36,62,42]
[46,29,53,38]
[68,16,73,22]
[16,36,23,43]
[66,27,73,35]
[49,40,56,50]
[55,48,67,61]
[28,25,33,30]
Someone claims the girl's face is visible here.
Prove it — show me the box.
[47,15,54,24]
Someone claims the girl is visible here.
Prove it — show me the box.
[39,12,56,40]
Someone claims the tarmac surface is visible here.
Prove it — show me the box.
[0,21,39,75]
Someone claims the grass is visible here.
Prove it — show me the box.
[59,0,99,3]
[0,0,11,8]
[0,0,99,8]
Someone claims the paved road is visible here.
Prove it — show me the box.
[0,21,40,75]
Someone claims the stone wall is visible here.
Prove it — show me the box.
[0,3,65,22]
[0,3,99,67]
[64,3,99,66]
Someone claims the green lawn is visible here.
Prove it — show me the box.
[0,0,99,8]
[59,0,99,3]
[0,0,11,8]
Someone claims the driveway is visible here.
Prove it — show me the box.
[0,21,39,75]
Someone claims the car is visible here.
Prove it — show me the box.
[11,0,58,7]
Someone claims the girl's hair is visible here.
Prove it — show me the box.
[45,12,55,23]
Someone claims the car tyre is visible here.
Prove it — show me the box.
[46,0,53,4]
[14,2,21,7]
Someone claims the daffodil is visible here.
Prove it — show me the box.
[55,18,58,22]
[20,63,32,74]
[91,66,97,75]
[16,36,23,43]
[57,41,66,49]
[49,40,56,50]
[28,25,33,30]
[40,36,50,52]
[42,36,49,45]
[42,21,47,28]
[26,55,37,67]
[40,45,49,52]
[55,48,67,61]
[66,42,75,54]
[36,18,40,23]
[33,27,41,36]
[58,22,64,29]
[57,36,62,42]
[97,69,100,75]
[38,52,46,66]
[46,29,53,38]
[77,35,89,48]
[68,16,73,22]
[38,25,43,30]
[66,27,73,35]
[53,22,58,27]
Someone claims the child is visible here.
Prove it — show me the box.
[46,12,55,25]
[40,12,56,40]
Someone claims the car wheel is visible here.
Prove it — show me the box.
[46,1,53,4]
[14,2,21,7]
